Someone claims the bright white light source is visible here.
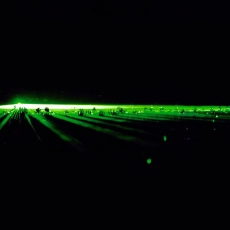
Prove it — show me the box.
[0,104,128,110]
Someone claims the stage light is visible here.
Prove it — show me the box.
[147,158,152,164]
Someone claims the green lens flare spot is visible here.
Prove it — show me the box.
[147,158,152,164]
[163,135,167,141]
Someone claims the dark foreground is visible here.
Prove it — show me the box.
[1,108,229,227]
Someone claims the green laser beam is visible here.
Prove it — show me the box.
[30,114,84,152]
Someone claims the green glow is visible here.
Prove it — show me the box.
[147,158,152,164]
[30,113,84,152]
[65,113,153,137]
[1,104,230,124]
[54,114,139,142]
[0,104,131,110]
[0,104,229,111]
[0,113,12,130]
[0,104,229,159]
[25,114,41,141]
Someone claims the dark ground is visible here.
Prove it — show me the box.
[1,110,229,222]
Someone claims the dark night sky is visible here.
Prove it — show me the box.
[1,1,229,105]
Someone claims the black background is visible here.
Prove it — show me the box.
[1,1,229,105]
[1,2,229,222]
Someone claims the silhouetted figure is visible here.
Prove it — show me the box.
[23,108,28,113]
[109,110,117,115]
[45,107,50,113]
[78,109,84,116]
[99,110,105,116]
[116,107,122,113]
[210,108,216,115]
[118,107,124,113]
[36,108,41,113]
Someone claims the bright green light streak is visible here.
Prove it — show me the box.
[0,104,132,110]
[0,113,12,130]
[25,114,41,141]
[65,113,155,137]
[0,104,229,111]
[30,114,84,152]
[120,113,170,121]
[55,114,137,142]
[89,114,129,123]
[55,114,159,149]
